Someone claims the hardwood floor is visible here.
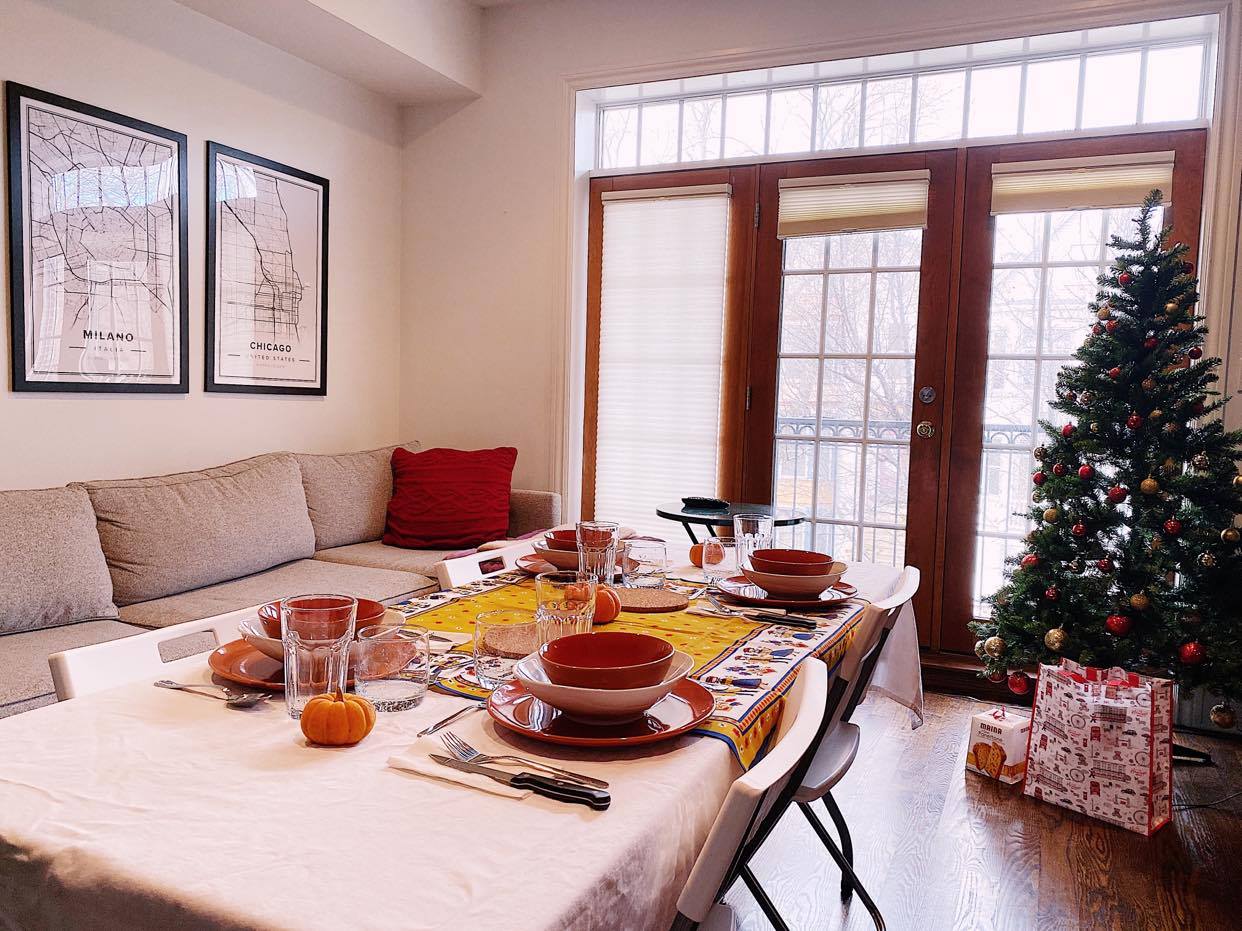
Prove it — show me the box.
[723,692,1241,931]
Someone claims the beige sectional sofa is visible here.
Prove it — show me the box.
[0,444,560,718]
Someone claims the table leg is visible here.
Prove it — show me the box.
[706,525,718,538]
[680,522,700,545]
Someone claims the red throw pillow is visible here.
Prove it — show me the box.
[383,447,517,549]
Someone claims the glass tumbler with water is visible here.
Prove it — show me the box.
[733,513,775,571]
[282,594,357,719]
[621,540,667,588]
[701,536,738,587]
[353,624,430,711]
[577,520,619,582]
[473,610,539,689]
[534,571,597,644]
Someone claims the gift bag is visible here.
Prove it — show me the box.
[1022,659,1173,835]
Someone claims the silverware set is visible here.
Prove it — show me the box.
[438,731,609,789]
[697,593,821,630]
[153,680,270,708]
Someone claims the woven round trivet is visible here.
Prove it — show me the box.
[614,587,690,613]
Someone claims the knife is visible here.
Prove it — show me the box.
[430,754,611,810]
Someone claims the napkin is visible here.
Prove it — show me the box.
[387,737,532,799]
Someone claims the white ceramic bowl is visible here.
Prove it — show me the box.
[741,562,846,597]
[514,650,694,723]
[238,608,414,662]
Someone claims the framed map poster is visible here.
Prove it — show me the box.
[5,83,188,392]
[205,142,328,395]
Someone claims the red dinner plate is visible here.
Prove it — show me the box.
[487,678,714,747]
[716,575,857,610]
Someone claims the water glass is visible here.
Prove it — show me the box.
[577,520,619,582]
[353,624,430,712]
[534,571,597,643]
[701,536,738,585]
[733,513,775,571]
[621,540,667,588]
[474,610,539,689]
[282,593,357,719]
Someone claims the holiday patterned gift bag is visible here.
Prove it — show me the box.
[1022,659,1173,836]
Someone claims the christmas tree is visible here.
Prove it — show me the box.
[971,191,1242,728]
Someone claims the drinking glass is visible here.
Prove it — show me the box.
[282,594,357,719]
[353,624,430,712]
[474,610,539,689]
[621,540,667,588]
[701,536,738,586]
[534,571,597,644]
[733,513,775,571]
[577,520,619,582]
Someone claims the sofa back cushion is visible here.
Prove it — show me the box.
[384,447,517,549]
[79,453,316,605]
[295,442,421,550]
[0,485,119,634]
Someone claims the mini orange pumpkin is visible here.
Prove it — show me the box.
[593,586,622,624]
[689,543,705,568]
[299,688,376,747]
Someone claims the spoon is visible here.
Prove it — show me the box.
[154,679,271,708]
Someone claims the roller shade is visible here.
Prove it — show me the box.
[776,170,930,239]
[991,151,1175,214]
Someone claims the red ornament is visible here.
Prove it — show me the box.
[1163,518,1183,536]
[1007,672,1031,695]
[1188,346,1203,360]
[1105,319,1119,333]
[1092,324,1105,336]
[1097,558,1113,573]
[1107,485,1128,503]
[1032,471,1047,486]
[1052,463,1067,477]
[1020,554,1039,569]
[1061,423,1074,438]
[1044,586,1060,602]
[1063,391,1078,403]
[1179,641,1206,665]
[1078,464,1095,480]
[1108,367,1122,380]
[1118,272,1132,286]
[1144,337,1158,350]
[1105,614,1132,636]
[986,670,1006,683]
[1071,522,1087,537]
[1126,414,1143,430]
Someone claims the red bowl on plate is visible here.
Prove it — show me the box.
[749,548,833,576]
[257,597,386,639]
[539,632,675,690]
[543,529,580,553]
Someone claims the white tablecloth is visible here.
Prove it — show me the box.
[0,563,921,930]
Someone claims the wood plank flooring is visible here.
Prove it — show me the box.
[723,692,1240,931]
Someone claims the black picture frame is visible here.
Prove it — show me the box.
[5,82,189,393]
[204,141,329,396]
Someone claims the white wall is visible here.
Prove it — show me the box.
[398,0,1242,499]
[0,0,404,489]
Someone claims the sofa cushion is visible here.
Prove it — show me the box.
[296,442,420,550]
[384,447,517,549]
[0,485,119,635]
[117,558,436,629]
[80,453,317,606]
[313,541,464,577]
[0,620,145,718]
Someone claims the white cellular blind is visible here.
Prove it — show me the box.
[776,171,930,239]
[594,187,730,537]
[991,151,1175,214]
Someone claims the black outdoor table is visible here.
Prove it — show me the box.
[655,501,807,544]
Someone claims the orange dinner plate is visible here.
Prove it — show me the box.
[207,640,358,691]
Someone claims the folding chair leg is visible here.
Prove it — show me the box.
[797,800,886,930]
[739,864,791,931]
[823,794,855,899]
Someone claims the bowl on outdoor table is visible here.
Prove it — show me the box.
[740,562,847,597]
[543,529,580,552]
[539,631,675,689]
[515,650,693,723]
[256,597,386,639]
[748,548,833,576]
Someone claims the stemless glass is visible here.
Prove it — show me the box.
[474,610,539,689]
[621,540,667,588]
[534,571,597,643]
[353,624,430,712]
[282,594,357,719]
[733,513,775,571]
[577,520,619,582]
[701,536,738,586]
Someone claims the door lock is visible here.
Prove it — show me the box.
[916,420,936,439]
[918,386,936,403]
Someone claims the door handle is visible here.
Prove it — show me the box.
[916,420,936,439]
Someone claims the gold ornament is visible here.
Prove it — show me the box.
[1044,627,1068,652]
[1163,423,1179,435]
[1210,703,1237,729]
[1222,527,1240,544]
[1140,477,1160,495]
[1162,457,1179,475]
[1192,453,1210,470]
[1032,489,1045,503]
[1233,475,1242,489]
[974,640,988,661]
[1129,592,1151,611]
[1198,552,1218,568]
[1096,307,1111,320]
[1165,301,1179,313]
[984,636,1006,659]
[1043,507,1060,523]
[1033,446,1047,462]
[1150,534,1164,551]
[1150,408,1163,420]
[1141,377,1157,392]
[1176,322,1193,332]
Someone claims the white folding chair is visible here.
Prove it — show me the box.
[48,610,248,700]
[672,659,829,930]
[433,539,537,588]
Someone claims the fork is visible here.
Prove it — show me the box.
[439,731,610,789]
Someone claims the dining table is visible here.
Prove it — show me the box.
[0,557,922,931]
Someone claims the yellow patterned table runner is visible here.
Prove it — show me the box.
[391,572,864,767]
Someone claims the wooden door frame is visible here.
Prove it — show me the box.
[741,150,959,640]
[937,129,1209,654]
[582,167,758,519]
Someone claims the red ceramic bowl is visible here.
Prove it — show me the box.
[543,529,580,553]
[539,632,675,690]
[257,597,386,639]
[749,549,833,576]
